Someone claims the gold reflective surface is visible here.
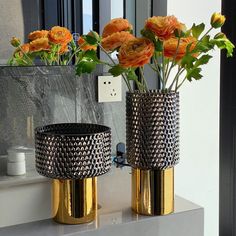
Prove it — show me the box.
[52,178,97,224]
[132,168,174,215]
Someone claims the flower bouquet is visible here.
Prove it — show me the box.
[76,13,234,92]
[8,26,99,66]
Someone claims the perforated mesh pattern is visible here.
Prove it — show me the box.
[35,123,111,179]
[126,91,179,170]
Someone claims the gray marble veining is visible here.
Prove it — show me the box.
[0,66,126,155]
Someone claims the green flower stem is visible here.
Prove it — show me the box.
[165,59,170,77]
[139,67,148,92]
[67,47,81,65]
[165,37,181,86]
[153,55,165,88]
[161,50,166,89]
[176,76,187,91]
[40,55,48,66]
[18,46,34,65]
[199,27,213,42]
[99,43,132,92]
[169,67,185,91]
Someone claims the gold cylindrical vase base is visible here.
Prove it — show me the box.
[132,168,174,216]
[52,177,97,224]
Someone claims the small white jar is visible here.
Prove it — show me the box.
[7,146,26,176]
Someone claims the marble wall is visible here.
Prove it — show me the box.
[0,66,126,155]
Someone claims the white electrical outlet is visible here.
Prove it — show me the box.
[98,75,122,103]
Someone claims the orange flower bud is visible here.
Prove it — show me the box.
[101,31,135,52]
[211,12,226,28]
[102,18,133,38]
[10,37,21,47]
[118,38,154,68]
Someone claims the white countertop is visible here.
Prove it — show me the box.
[0,195,203,236]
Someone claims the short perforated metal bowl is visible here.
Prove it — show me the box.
[35,123,111,179]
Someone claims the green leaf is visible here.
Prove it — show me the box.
[89,31,101,42]
[184,29,192,37]
[127,69,138,81]
[76,61,97,76]
[194,54,212,67]
[191,23,205,39]
[70,40,77,51]
[186,67,203,81]
[83,50,100,62]
[211,38,235,57]
[108,65,126,77]
[141,29,156,41]
[181,54,196,68]
[174,29,185,38]
[83,35,98,45]
[154,39,163,52]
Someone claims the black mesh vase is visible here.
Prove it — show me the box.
[35,123,111,224]
[126,90,179,216]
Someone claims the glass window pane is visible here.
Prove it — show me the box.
[111,0,124,18]
[83,0,93,34]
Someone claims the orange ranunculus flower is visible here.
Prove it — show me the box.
[102,18,133,38]
[101,31,135,51]
[78,36,97,51]
[164,36,197,60]
[28,30,49,41]
[48,26,73,45]
[145,15,185,41]
[118,38,154,68]
[29,38,50,52]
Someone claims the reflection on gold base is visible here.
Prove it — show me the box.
[52,178,97,224]
[132,168,174,215]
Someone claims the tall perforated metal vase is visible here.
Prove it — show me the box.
[126,90,180,215]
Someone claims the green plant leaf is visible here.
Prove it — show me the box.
[127,69,138,81]
[194,54,212,67]
[211,38,235,57]
[154,39,163,52]
[174,29,185,38]
[83,35,98,45]
[76,61,97,76]
[181,54,196,68]
[186,67,203,81]
[194,37,213,53]
[108,65,126,77]
[141,29,156,41]
[191,23,205,39]
[70,40,77,51]
[89,31,101,42]
[83,50,100,62]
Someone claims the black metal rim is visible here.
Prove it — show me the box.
[35,123,111,137]
[126,90,179,95]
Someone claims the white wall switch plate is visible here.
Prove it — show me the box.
[98,75,122,103]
